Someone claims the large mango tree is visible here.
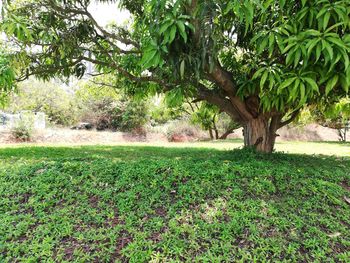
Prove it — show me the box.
[1,0,349,152]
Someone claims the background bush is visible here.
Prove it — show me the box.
[10,113,35,141]
[4,79,79,126]
[75,79,149,132]
[166,119,203,141]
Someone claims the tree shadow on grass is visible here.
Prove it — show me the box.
[0,144,348,172]
[1,146,349,261]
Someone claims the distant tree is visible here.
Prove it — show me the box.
[190,102,239,140]
[75,76,149,132]
[2,0,350,152]
[4,79,80,126]
[312,99,350,142]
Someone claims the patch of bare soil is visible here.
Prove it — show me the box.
[0,127,168,144]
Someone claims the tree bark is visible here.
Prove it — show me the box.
[243,117,278,153]
[209,129,214,140]
[214,129,219,140]
[219,128,234,139]
[212,115,219,140]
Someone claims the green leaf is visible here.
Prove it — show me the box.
[176,21,187,42]
[294,49,301,68]
[282,42,296,54]
[289,80,299,101]
[307,38,320,56]
[165,88,184,107]
[298,82,307,107]
[339,74,349,93]
[140,49,157,66]
[258,37,269,54]
[304,78,319,92]
[185,22,195,32]
[268,33,275,56]
[260,71,269,89]
[279,0,286,8]
[153,52,161,67]
[316,7,328,19]
[323,40,333,60]
[323,12,330,30]
[252,68,265,79]
[325,75,339,95]
[159,21,173,34]
[286,47,296,66]
[294,78,301,94]
[339,49,349,70]
[299,82,305,102]
[268,73,275,90]
[316,43,322,62]
[327,37,347,49]
[180,60,185,79]
[305,30,321,37]
[169,25,177,43]
[279,77,296,90]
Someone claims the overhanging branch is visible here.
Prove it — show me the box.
[278,110,300,128]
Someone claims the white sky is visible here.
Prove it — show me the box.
[88,2,131,26]
[1,2,132,50]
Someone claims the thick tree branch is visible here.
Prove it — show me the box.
[208,63,253,121]
[196,83,243,123]
[278,110,300,128]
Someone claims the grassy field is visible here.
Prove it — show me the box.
[0,143,350,262]
[0,139,349,156]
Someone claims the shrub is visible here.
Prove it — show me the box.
[150,98,183,125]
[166,120,203,141]
[75,79,150,132]
[191,102,240,139]
[5,79,79,126]
[11,113,35,141]
[119,100,149,132]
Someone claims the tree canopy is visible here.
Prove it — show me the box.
[1,0,350,152]
[0,49,16,105]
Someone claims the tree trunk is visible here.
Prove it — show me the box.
[243,117,277,153]
[219,128,234,140]
[338,129,345,142]
[209,129,214,140]
[214,128,219,140]
[345,127,347,142]
[212,114,219,140]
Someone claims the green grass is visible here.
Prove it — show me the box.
[0,145,350,262]
[1,139,349,156]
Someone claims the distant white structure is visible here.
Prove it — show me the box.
[0,111,46,129]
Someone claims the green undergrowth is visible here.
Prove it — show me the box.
[0,146,349,262]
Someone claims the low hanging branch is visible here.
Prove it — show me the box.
[278,110,300,129]
[3,0,349,153]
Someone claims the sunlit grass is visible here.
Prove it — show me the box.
[0,144,349,261]
[1,139,348,156]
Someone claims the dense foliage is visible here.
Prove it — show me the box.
[0,50,16,105]
[3,77,150,131]
[311,98,350,141]
[75,78,150,132]
[10,112,35,142]
[4,79,80,126]
[0,146,349,261]
[191,102,240,139]
[2,0,349,151]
